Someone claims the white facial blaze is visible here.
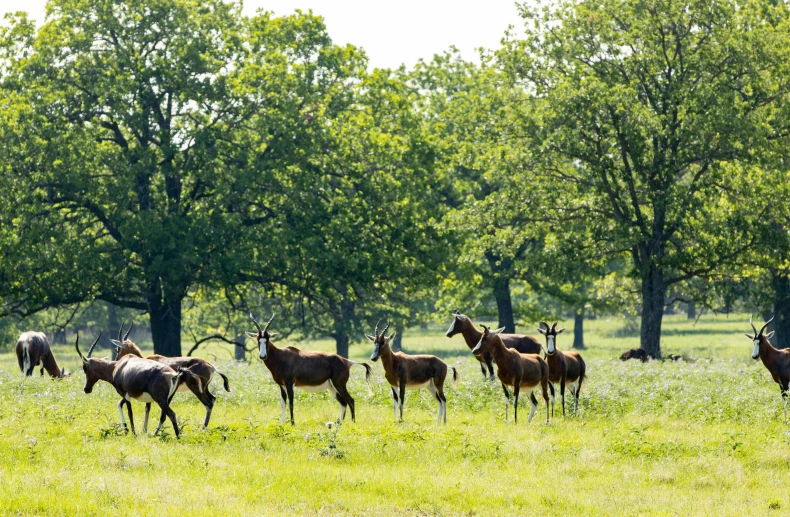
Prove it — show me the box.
[259,338,267,359]
[547,336,555,354]
[753,340,760,359]
[446,320,456,335]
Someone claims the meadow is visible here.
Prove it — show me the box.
[0,313,788,516]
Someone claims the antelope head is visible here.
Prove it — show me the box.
[366,319,395,361]
[745,315,775,360]
[109,321,140,358]
[249,313,277,360]
[75,332,102,394]
[537,321,565,355]
[446,309,467,337]
[471,324,505,356]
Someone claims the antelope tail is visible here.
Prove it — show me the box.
[212,365,231,392]
[349,361,372,392]
[451,367,458,383]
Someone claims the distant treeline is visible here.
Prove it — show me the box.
[1,0,789,358]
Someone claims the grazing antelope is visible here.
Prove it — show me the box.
[619,348,648,362]
[249,313,372,425]
[110,322,231,429]
[15,331,68,378]
[537,321,586,416]
[76,332,192,438]
[446,310,542,379]
[472,324,550,424]
[746,315,790,416]
[366,320,458,424]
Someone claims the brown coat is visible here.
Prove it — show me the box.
[15,331,66,378]
[472,325,549,424]
[446,313,542,379]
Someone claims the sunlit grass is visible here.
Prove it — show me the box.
[0,313,786,516]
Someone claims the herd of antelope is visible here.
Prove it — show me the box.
[10,313,788,436]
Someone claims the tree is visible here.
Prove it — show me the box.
[260,68,450,357]
[502,0,790,356]
[0,2,365,355]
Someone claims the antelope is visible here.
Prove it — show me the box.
[15,331,68,378]
[472,324,550,424]
[249,313,372,425]
[746,315,790,417]
[537,321,586,416]
[619,348,648,362]
[110,322,231,429]
[76,332,192,438]
[446,310,542,379]
[366,320,458,424]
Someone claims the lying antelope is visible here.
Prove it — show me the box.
[472,324,549,424]
[249,313,371,425]
[537,321,586,416]
[111,322,231,429]
[446,310,542,379]
[366,320,457,424]
[15,331,68,378]
[746,315,790,416]
[76,332,191,438]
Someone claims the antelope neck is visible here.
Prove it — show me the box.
[92,359,117,383]
[459,320,483,348]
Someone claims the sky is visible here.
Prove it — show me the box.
[0,0,526,70]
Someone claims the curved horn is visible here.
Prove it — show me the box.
[75,333,85,362]
[263,312,276,333]
[87,332,101,358]
[123,322,133,341]
[551,321,558,331]
[479,324,490,332]
[759,314,775,336]
[539,321,549,330]
[750,316,758,337]
[374,318,382,337]
[453,309,461,315]
[382,321,391,336]
[250,313,262,333]
[118,321,125,341]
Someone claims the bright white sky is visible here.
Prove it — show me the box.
[0,0,525,69]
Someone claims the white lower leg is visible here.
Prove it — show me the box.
[280,395,286,423]
[340,403,346,421]
[527,394,537,424]
[393,396,398,421]
[143,405,150,434]
[117,400,127,428]
[505,397,510,423]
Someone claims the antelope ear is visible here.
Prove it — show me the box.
[269,333,279,339]
[456,314,466,321]
[491,327,506,336]
[556,328,566,334]
[766,331,776,339]
[109,339,123,348]
[387,332,396,342]
[245,332,258,338]
[537,327,546,335]
[745,333,754,339]
[365,334,376,342]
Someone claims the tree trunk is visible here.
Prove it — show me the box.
[332,298,355,358]
[148,296,183,357]
[573,307,585,349]
[106,302,120,359]
[392,322,404,352]
[335,332,349,359]
[772,270,790,349]
[485,251,516,333]
[687,302,696,320]
[640,263,665,359]
[234,334,246,361]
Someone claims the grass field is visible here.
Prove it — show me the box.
[1,313,788,516]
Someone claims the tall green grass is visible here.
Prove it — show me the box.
[0,314,786,516]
